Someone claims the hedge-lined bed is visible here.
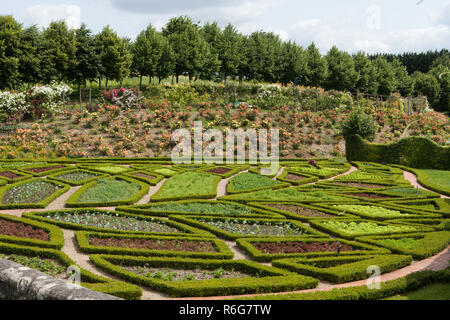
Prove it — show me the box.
[0,178,70,209]
[123,170,164,186]
[199,165,248,178]
[308,218,435,240]
[313,202,442,221]
[76,164,133,175]
[272,254,413,284]
[0,178,6,187]
[65,176,149,207]
[333,189,438,203]
[0,213,64,249]
[227,172,290,194]
[384,198,450,216]
[355,231,450,260]
[75,231,234,259]
[46,169,108,186]
[23,209,214,237]
[17,164,73,177]
[248,202,358,222]
[116,200,284,219]
[276,170,318,186]
[0,242,142,299]
[0,169,32,183]
[89,255,319,297]
[151,171,221,202]
[236,237,390,262]
[169,216,328,240]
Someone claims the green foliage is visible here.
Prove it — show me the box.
[413,71,441,106]
[0,15,23,89]
[227,172,287,194]
[341,109,376,141]
[325,46,359,91]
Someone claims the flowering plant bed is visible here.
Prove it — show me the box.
[272,254,413,284]
[0,213,64,249]
[23,209,213,237]
[78,164,132,175]
[0,178,69,209]
[47,169,107,186]
[75,231,233,259]
[116,200,284,218]
[276,170,318,185]
[170,216,327,240]
[89,255,319,297]
[236,237,389,262]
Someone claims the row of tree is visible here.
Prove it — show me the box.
[0,15,448,110]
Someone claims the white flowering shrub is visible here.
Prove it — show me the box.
[257,84,291,108]
[102,88,142,109]
[0,91,28,123]
[27,81,73,116]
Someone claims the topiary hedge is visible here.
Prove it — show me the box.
[46,169,109,186]
[345,134,450,170]
[89,255,319,297]
[276,170,319,186]
[272,254,413,284]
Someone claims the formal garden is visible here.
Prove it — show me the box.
[0,157,448,300]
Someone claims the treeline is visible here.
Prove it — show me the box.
[0,15,448,111]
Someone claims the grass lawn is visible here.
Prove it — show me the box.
[76,179,141,203]
[416,169,450,192]
[384,283,450,300]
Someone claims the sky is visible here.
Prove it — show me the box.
[1,0,449,54]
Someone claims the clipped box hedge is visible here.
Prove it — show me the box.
[89,255,319,297]
[345,134,450,170]
[384,198,450,218]
[333,189,438,203]
[46,168,108,186]
[313,202,442,221]
[0,178,70,209]
[22,208,214,237]
[0,178,6,187]
[116,200,285,219]
[392,165,450,196]
[389,218,450,231]
[0,241,142,300]
[0,213,64,249]
[236,267,450,300]
[227,172,290,194]
[75,231,234,259]
[248,202,358,222]
[199,165,249,178]
[272,254,413,284]
[169,216,328,240]
[65,175,149,207]
[76,163,133,175]
[308,218,435,240]
[236,237,390,262]
[355,231,450,260]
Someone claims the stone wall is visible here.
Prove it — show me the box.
[0,258,121,300]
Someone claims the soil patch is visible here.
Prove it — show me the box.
[253,241,355,254]
[285,174,306,181]
[133,172,156,180]
[266,204,335,218]
[0,171,22,180]
[26,165,66,174]
[207,167,232,174]
[332,182,386,189]
[344,193,393,199]
[0,219,49,241]
[88,237,216,252]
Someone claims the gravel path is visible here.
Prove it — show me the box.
[403,170,450,199]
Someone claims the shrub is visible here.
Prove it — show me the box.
[341,108,376,141]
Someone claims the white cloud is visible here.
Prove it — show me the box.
[355,40,391,53]
[25,4,81,29]
[111,0,242,14]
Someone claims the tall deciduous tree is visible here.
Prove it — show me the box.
[247,31,283,82]
[391,59,414,96]
[374,56,396,96]
[155,38,175,83]
[325,46,359,91]
[353,52,378,94]
[279,41,307,85]
[0,15,23,89]
[43,21,77,82]
[414,71,441,106]
[305,43,328,87]
[96,26,132,88]
[73,24,100,89]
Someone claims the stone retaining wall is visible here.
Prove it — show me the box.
[0,259,121,300]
